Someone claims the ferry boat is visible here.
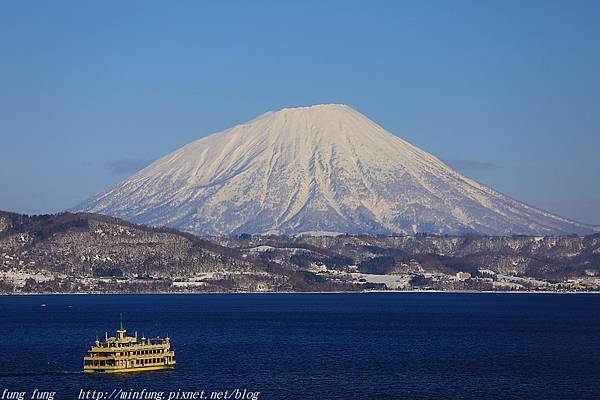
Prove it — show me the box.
[83,322,175,373]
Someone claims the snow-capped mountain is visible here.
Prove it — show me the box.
[76,104,597,236]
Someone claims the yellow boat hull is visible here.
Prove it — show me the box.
[84,365,175,373]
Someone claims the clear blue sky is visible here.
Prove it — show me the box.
[1,0,599,224]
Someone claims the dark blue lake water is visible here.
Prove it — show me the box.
[0,293,599,400]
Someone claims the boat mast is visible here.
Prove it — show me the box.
[116,313,126,341]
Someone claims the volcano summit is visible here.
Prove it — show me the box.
[76,104,596,236]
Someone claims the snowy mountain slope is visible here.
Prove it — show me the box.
[75,104,598,236]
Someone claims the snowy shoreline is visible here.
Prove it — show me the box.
[2,289,599,296]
